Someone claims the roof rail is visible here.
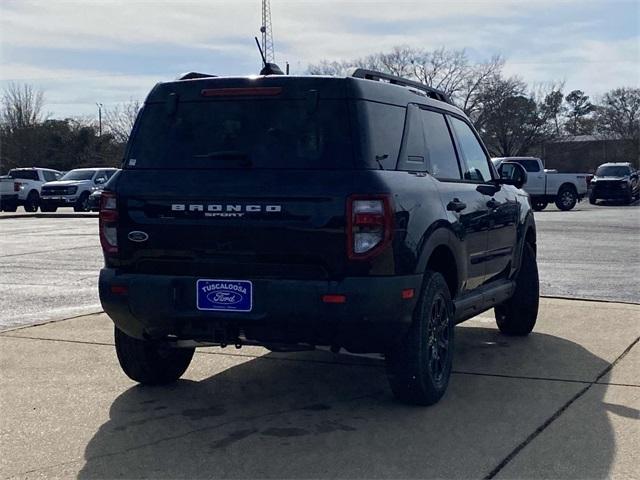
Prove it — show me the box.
[177,72,217,80]
[351,69,452,104]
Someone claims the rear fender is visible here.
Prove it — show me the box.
[415,222,465,295]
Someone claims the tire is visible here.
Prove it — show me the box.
[74,192,90,212]
[532,201,548,211]
[495,243,539,336]
[386,271,454,406]
[40,205,57,212]
[23,190,40,212]
[114,326,195,385]
[589,194,597,205]
[2,204,17,212]
[624,192,633,205]
[555,186,578,211]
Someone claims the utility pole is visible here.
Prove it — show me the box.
[260,0,275,63]
[96,103,103,136]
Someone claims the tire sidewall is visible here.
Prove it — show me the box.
[556,188,577,211]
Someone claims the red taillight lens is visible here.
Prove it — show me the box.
[346,195,393,260]
[99,191,118,254]
[13,182,20,192]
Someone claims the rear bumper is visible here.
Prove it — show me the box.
[99,268,422,353]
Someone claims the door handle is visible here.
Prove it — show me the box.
[486,199,499,209]
[447,198,467,212]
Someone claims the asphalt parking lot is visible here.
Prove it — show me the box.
[1,201,638,330]
[0,203,639,479]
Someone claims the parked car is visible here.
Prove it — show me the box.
[7,167,63,212]
[40,168,118,212]
[491,157,589,211]
[0,177,19,212]
[99,68,539,406]
[589,162,639,205]
[87,170,121,211]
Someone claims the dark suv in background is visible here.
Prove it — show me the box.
[99,69,538,405]
[589,162,639,205]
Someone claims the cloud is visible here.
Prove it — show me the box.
[0,0,637,117]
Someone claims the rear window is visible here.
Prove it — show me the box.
[9,170,38,181]
[127,99,353,169]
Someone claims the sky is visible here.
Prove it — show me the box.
[1,0,638,119]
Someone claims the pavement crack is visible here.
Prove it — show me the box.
[483,335,640,479]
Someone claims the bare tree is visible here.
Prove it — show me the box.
[1,83,45,132]
[103,99,142,143]
[308,47,505,118]
[595,87,640,140]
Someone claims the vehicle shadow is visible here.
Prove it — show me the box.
[78,327,615,479]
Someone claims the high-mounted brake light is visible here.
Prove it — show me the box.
[99,191,118,254]
[346,195,393,260]
[201,87,282,97]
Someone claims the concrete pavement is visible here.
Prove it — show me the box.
[1,297,638,479]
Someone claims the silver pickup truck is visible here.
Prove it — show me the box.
[492,157,589,211]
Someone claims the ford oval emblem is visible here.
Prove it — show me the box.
[206,290,243,305]
[128,231,149,242]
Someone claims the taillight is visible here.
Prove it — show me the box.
[99,191,118,254]
[13,182,21,192]
[346,195,393,260]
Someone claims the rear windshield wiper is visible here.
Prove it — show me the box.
[192,150,252,167]
[193,150,248,159]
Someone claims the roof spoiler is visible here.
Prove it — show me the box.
[351,69,452,104]
[177,72,218,80]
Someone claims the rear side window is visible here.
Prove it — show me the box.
[449,116,492,182]
[421,110,461,180]
[354,100,405,170]
[515,159,541,172]
[128,99,353,170]
[9,170,38,181]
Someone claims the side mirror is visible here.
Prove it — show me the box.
[497,162,528,189]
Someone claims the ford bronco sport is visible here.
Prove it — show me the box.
[99,69,538,405]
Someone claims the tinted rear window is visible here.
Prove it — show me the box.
[127,99,353,169]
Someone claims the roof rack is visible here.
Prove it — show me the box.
[177,72,218,80]
[351,69,452,104]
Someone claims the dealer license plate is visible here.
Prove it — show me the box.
[196,279,253,312]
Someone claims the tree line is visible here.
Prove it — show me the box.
[1,47,638,173]
[0,83,140,174]
[309,46,640,159]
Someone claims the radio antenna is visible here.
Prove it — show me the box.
[254,36,267,68]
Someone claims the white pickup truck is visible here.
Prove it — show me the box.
[492,157,589,211]
[0,177,19,212]
[7,167,63,212]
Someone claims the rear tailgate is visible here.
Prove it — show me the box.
[115,169,357,279]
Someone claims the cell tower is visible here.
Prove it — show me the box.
[260,0,275,63]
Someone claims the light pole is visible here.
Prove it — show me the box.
[96,103,103,136]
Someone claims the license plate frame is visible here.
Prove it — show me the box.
[196,279,253,312]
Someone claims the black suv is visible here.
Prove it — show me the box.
[589,162,639,205]
[99,69,538,405]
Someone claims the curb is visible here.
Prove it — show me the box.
[0,213,98,219]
